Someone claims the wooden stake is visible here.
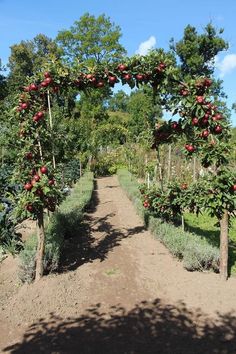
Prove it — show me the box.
[167,144,172,183]
[47,90,56,169]
[193,156,196,182]
[36,133,44,162]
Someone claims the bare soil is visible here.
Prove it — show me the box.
[1,176,236,354]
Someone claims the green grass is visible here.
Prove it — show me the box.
[184,212,236,275]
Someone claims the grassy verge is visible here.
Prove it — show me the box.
[117,168,220,273]
[19,172,94,283]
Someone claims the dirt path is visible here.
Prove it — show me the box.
[1,176,236,353]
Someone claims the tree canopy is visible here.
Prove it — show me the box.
[56,13,126,65]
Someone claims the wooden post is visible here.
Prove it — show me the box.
[147,172,150,189]
[219,210,229,280]
[47,90,56,169]
[167,144,172,183]
[35,209,45,281]
[36,133,44,162]
[157,146,163,191]
[193,156,196,182]
[181,214,185,231]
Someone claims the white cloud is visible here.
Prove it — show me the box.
[135,36,156,56]
[215,54,236,78]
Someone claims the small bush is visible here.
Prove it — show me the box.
[91,150,127,177]
[19,172,94,282]
[117,168,220,273]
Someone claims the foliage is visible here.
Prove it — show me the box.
[56,159,81,188]
[56,13,126,65]
[118,168,220,272]
[170,23,228,77]
[0,164,22,254]
[108,90,129,112]
[19,172,94,282]
[139,167,236,223]
[90,148,127,176]
[127,88,161,140]
[8,34,60,90]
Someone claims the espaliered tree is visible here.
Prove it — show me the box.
[13,48,235,281]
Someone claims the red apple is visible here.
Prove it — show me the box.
[180,89,189,96]
[196,96,205,104]
[86,74,94,80]
[214,125,223,134]
[26,204,34,213]
[192,117,199,126]
[21,102,28,110]
[40,166,48,174]
[181,183,188,190]
[185,144,195,153]
[44,72,51,78]
[44,77,52,85]
[33,174,40,182]
[25,152,33,160]
[33,115,40,122]
[37,111,44,119]
[212,113,222,121]
[171,121,179,130]
[29,83,38,91]
[124,73,132,81]
[136,74,144,81]
[48,179,55,186]
[24,182,33,191]
[108,75,117,84]
[204,78,212,87]
[118,64,127,72]
[201,130,209,138]
[156,62,166,72]
[35,188,44,197]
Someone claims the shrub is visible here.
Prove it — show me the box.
[117,168,220,272]
[19,172,94,282]
[91,149,127,177]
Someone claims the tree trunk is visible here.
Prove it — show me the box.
[35,209,45,282]
[219,210,229,280]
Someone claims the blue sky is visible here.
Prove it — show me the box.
[1,0,236,125]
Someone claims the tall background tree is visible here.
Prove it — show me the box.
[56,12,126,65]
[8,34,60,90]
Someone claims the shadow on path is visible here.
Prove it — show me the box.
[59,180,146,273]
[4,298,236,354]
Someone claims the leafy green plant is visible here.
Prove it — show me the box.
[118,168,220,272]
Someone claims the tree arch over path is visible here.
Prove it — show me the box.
[13,49,235,281]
